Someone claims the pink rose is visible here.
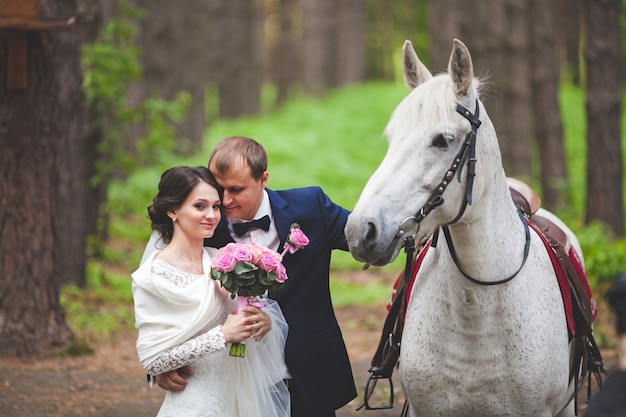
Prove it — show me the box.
[282,226,310,255]
[231,245,253,263]
[246,242,264,264]
[275,263,288,283]
[259,252,282,272]
[288,227,309,250]
[212,251,237,272]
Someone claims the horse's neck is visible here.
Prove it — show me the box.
[443,184,528,282]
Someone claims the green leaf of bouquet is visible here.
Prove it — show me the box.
[236,276,256,286]
[235,271,256,281]
[259,272,275,286]
[235,262,258,274]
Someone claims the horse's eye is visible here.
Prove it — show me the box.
[432,133,451,149]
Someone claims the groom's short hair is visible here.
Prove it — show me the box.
[209,136,268,180]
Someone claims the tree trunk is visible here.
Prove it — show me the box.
[302,0,336,96]
[216,0,262,117]
[528,0,567,210]
[500,0,532,178]
[53,0,111,285]
[428,0,463,71]
[0,0,79,355]
[336,0,366,85]
[270,0,300,105]
[583,0,623,235]
[560,0,582,85]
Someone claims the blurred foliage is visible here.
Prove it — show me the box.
[81,1,190,186]
[61,261,135,340]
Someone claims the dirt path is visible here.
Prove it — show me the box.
[0,303,404,417]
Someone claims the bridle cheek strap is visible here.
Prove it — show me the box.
[453,100,481,214]
[412,99,481,227]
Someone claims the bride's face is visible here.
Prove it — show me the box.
[171,182,222,240]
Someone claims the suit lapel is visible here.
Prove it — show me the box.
[267,189,295,252]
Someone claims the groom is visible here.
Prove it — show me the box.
[156,136,356,417]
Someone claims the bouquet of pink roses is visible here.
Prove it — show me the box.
[210,241,288,297]
[210,223,309,356]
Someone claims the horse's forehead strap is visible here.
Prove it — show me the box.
[455,100,481,131]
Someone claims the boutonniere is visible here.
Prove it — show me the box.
[281,223,310,256]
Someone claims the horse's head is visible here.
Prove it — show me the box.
[346,39,500,266]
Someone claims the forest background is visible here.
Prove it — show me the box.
[0,0,625,363]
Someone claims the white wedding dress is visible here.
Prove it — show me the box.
[132,249,290,417]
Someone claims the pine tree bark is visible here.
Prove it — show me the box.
[270,0,299,105]
[528,0,567,209]
[336,0,366,86]
[428,0,463,71]
[302,0,336,96]
[500,0,532,178]
[215,0,261,117]
[583,0,623,235]
[0,0,79,355]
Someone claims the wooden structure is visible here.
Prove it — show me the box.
[0,0,75,90]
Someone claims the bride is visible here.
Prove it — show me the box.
[132,166,289,417]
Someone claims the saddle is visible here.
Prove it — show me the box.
[364,179,605,415]
[508,179,605,411]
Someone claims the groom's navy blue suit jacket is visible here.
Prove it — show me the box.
[205,186,356,415]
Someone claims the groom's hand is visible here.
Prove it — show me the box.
[241,307,272,340]
[156,366,193,391]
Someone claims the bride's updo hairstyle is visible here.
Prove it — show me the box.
[147,166,222,244]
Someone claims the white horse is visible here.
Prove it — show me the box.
[345,39,580,416]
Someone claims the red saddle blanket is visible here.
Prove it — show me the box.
[386,221,597,336]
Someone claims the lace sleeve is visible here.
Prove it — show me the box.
[144,326,226,376]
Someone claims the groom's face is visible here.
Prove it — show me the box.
[212,159,268,221]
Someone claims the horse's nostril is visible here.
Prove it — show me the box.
[365,222,377,242]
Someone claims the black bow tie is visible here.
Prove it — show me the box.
[232,215,271,237]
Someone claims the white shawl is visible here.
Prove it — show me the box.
[132,248,231,367]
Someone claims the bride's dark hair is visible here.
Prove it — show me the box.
[147,166,222,244]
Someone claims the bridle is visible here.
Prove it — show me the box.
[374,99,531,287]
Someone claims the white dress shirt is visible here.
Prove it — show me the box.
[228,190,280,251]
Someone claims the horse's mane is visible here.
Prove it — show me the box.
[384,74,485,141]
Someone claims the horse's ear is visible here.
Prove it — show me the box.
[448,39,474,96]
[402,40,432,90]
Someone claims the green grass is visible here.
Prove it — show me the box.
[61,262,136,340]
[329,274,395,307]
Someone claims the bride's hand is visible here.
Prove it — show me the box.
[221,312,253,343]
[241,307,272,340]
